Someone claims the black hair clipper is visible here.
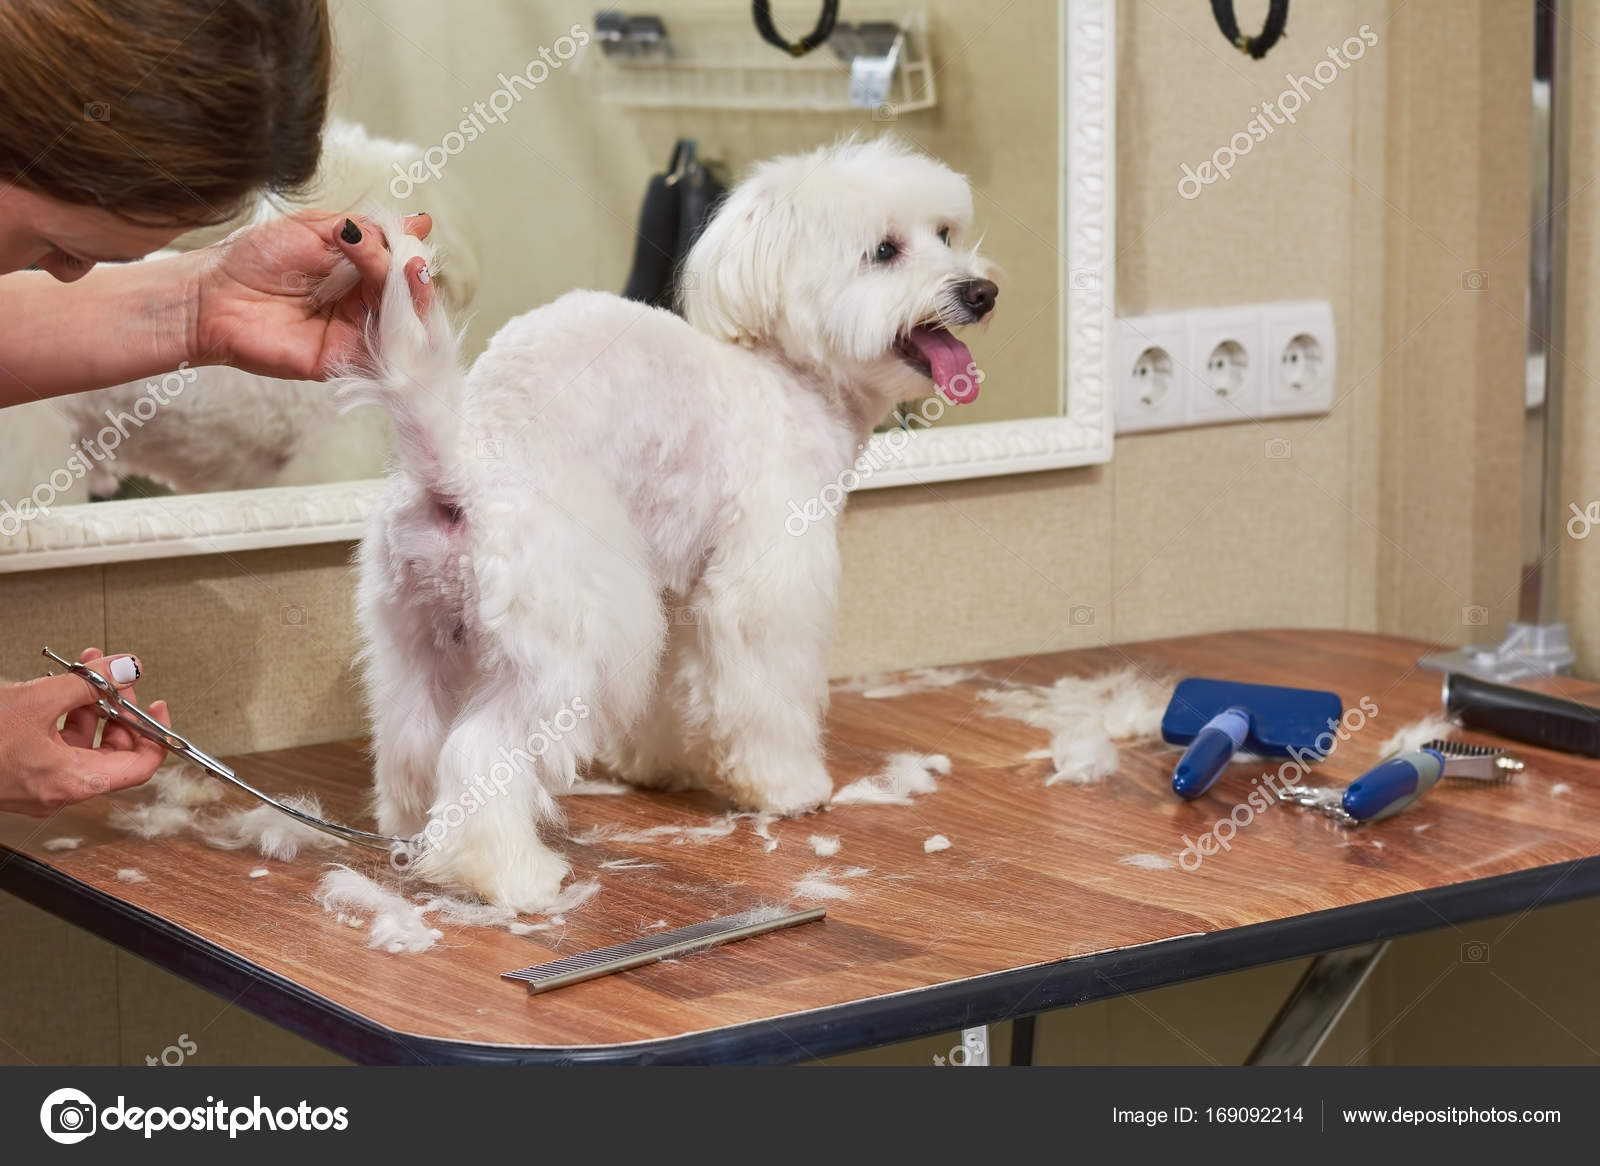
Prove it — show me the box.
[1443,673,1600,758]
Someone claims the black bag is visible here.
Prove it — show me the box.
[621,139,726,312]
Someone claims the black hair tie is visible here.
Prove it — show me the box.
[752,0,839,57]
[1210,0,1289,59]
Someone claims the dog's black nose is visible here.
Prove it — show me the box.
[959,278,999,319]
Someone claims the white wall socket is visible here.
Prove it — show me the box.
[1113,312,1186,433]
[1262,300,1337,418]
[1114,299,1336,434]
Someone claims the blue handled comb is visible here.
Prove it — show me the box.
[1282,740,1522,824]
[1163,679,1344,801]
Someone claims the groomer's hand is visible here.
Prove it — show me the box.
[0,648,171,816]
[186,211,434,381]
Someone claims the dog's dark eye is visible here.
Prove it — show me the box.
[872,239,899,263]
[938,226,951,245]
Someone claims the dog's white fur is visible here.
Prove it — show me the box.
[347,137,997,910]
[0,121,478,503]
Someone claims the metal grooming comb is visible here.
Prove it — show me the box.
[1279,739,1524,825]
[43,646,409,853]
[502,906,826,994]
[1423,739,1525,781]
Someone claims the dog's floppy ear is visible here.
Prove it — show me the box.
[679,180,794,345]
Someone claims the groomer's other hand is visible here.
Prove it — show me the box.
[0,647,171,816]
[187,211,433,381]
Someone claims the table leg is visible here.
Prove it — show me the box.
[1009,1015,1037,1066]
[1246,940,1390,1065]
[957,1025,990,1066]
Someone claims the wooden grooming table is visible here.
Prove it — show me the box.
[4,630,1600,1065]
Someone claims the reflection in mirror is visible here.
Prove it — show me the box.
[0,0,1092,526]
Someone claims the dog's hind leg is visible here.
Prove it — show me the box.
[412,486,666,910]
[681,508,839,815]
[596,618,703,792]
[356,511,455,840]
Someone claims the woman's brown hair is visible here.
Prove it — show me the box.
[0,0,331,226]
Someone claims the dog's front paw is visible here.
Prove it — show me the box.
[411,828,571,913]
[722,761,834,818]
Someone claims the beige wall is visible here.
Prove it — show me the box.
[1561,3,1600,671]
[5,0,1597,1067]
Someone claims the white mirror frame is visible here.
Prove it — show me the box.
[0,0,1114,574]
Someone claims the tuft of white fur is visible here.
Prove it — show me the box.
[148,761,225,807]
[598,857,661,870]
[832,752,950,806]
[115,868,149,884]
[566,779,633,796]
[42,837,82,852]
[108,802,199,840]
[420,895,518,929]
[198,795,348,862]
[1118,853,1175,870]
[586,816,740,846]
[1048,734,1121,786]
[980,668,1171,785]
[1379,714,1457,759]
[809,834,841,857]
[792,869,854,902]
[317,866,443,954]
[544,880,602,914]
[834,666,978,700]
[347,137,996,910]
[923,834,951,853]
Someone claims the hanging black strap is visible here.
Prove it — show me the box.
[1210,0,1289,59]
[752,0,840,57]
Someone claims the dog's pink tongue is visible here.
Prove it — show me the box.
[908,326,980,404]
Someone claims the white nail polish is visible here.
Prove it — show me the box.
[110,656,140,684]
[417,265,432,284]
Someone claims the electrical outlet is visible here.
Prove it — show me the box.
[1114,312,1187,434]
[1186,308,1265,425]
[1114,299,1336,435]
[1262,300,1336,417]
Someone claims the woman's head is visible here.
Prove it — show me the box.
[0,0,331,279]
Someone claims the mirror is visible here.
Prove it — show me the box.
[0,0,1112,573]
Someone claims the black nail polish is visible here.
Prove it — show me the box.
[341,218,362,245]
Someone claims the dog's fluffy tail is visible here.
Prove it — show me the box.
[321,209,465,489]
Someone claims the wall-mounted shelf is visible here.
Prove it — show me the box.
[584,9,936,115]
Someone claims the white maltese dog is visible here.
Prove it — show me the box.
[343,137,998,909]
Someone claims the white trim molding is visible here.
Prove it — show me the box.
[0,0,1115,574]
